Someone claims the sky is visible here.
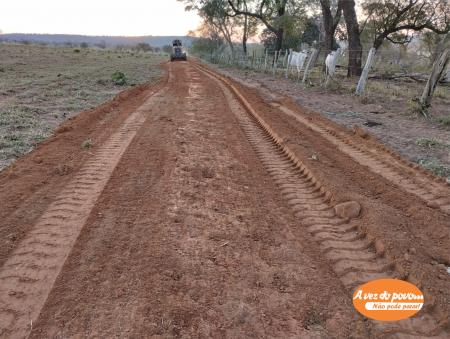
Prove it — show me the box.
[0,0,202,36]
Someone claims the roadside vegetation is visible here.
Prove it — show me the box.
[0,43,166,170]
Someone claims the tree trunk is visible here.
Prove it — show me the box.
[303,48,318,83]
[355,47,376,95]
[430,33,449,67]
[242,14,248,54]
[320,1,335,54]
[420,49,450,108]
[342,0,362,76]
[274,1,286,52]
[275,29,284,51]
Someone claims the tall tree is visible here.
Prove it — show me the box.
[239,2,259,54]
[356,0,449,95]
[202,0,238,54]
[363,0,450,50]
[180,0,238,55]
[341,0,363,76]
[227,0,289,51]
[319,0,342,54]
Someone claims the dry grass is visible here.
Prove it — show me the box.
[0,43,166,170]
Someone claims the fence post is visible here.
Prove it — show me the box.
[420,48,450,109]
[264,50,268,72]
[283,49,288,67]
[273,50,278,76]
[303,48,317,84]
[250,50,255,69]
[355,47,376,96]
[285,49,292,79]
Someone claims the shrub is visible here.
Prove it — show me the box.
[437,116,450,126]
[111,71,126,86]
[73,49,81,53]
[81,138,93,149]
[416,138,441,148]
[417,159,449,178]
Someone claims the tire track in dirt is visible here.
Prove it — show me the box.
[0,85,167,338]
[272,104,450,216]
[195,64,447,338]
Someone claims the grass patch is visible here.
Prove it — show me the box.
[111,71,126,85]
[436,116,450,126]
[415,138,443,148]
[81,138,93,149]
[417,159,450,179]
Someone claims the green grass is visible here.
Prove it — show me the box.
[415,138,443,148]
[81,138,93,149]
[417,159,450,179]
[436,116,450,126]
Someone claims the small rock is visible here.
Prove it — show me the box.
[363,120,382,127]
[404,253,410,261]
[352,125,368,138]
[334,201,361,219]
[202,167,215,179]
[409,247,417,254]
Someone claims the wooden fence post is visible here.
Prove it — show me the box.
[420,48,450,108]
[302,48,317,84]
[285,49,292,79]
[264,50,268,72]
[355,47,376,96]
[273,50,278,76]
[283,49,288,67]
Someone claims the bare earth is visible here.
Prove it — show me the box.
[211,64,450,181]
[0,61,449,338]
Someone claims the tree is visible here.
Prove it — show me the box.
[362,0,450,50]
[300,19,321,46]
[180,0,238,55]
[341,0,363,76]
[190,28,226,55]
[227,0,289,51]
[202,0,238,54]
[134,43,153,52]
[424,31,449,66]
[319,0,342,54]
[356,0,449,95]
[162,45,173,54]
[239,2,259,54]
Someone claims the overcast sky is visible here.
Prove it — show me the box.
[0,0,201,36]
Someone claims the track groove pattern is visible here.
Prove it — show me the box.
[0,88,165,338]
[273,104,450,216]
[196,64,446,338]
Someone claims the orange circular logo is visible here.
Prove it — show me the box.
[353,279,424,321]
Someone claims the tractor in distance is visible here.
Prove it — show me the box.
[170,39,187,61]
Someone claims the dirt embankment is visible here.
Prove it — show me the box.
[211,65,450,182]
[0,76,167,268]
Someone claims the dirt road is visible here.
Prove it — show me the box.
[0,61,449,338]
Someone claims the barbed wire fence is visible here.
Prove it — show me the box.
[200,45,449,108]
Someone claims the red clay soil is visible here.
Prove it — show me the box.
[0,78,166,268]
[0,61,448,338]
[202,64,450,327]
